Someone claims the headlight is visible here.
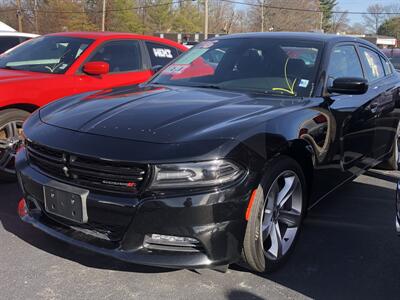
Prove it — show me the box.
[149,160,245,189]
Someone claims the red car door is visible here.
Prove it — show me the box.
[74,39,153,91]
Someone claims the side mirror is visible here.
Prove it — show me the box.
[83,61,109,76]
[151,65,163,75]
[327,77,368,95]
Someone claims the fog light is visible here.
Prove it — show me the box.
[144,234,203,253]
[17,198,28,218]
[146,234,199,246]
[152,234,197,243]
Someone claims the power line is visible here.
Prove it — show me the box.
[0,0,400,16]
[220,0,400,15]
[0,0,191,14]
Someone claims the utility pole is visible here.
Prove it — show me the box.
[16,0,23,32]
[34,0,39,34]
[204,0,208,40]
[101,0,106,32]
[261,0,264,32]
[142,0,146,35]
[319,11,323,32]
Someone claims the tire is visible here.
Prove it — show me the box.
[378,121,400,171]
[0,109,30,182]
[241,156,306,273]
[387,121,400,171]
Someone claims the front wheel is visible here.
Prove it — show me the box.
[387,121,400,171]
[378,121,400,171]
[0,109,30,182]
[241,156,306,272]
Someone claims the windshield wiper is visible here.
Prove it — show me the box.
[191,84,221,90]
[262,90,295,97]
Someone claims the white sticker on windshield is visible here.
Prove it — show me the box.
[299,79,309,88]
[164,64,189,74]
[59,64,68,70]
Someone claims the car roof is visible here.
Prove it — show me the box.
[214,32,378,47]
[0,31,39,38]
[45,32,187,49]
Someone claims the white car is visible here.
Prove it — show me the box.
[0,31,39,54]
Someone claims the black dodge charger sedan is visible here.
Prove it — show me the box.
[16,33,400,272]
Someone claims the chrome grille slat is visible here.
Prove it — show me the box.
[27,145,64,164]
[69,167,144,182]
[29,152,64,169]
[70,160,145,176]
[26,141,148,194]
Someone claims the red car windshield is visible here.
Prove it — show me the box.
[151,38,323,97]
[0,36,93,74]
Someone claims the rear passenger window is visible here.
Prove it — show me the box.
[380,56,392,75]
[145,42,179,67]
[89,40,142,73]
[327,45,364,86]
[359,47,385,81]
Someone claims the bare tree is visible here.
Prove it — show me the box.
[247,0,320,32]
[363,4,387,34]
[208,0,242,34]
[330,9,349,33]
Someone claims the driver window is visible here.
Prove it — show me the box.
[327,45,364,86]
[89,40,142,73]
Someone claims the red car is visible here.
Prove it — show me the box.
[0,32,187,180]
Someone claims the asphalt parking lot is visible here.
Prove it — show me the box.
[1,170,400,300]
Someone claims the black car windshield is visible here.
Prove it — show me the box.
[0,36,93,74]
[151,38,323,97]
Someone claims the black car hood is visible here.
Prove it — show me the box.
[40,85,308,144]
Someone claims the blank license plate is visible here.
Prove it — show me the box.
[43,181,89,223]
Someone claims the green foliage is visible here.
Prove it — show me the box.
[319,0,337,32]
[39,0,98,33]
[145,0,173,33]
[171,2,202,33]
[106,0,144,33]
[378,17,400,38]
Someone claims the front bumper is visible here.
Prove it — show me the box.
[16,149,251,269]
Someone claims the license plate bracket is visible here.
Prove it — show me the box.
[43,181,89,223]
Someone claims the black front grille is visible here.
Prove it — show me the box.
[26,141,149,194]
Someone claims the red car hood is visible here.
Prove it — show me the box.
[0,69,55,83]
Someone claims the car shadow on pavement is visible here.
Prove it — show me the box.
[0,182,172,274]
[226,289,265,299]
[232,172,400,300]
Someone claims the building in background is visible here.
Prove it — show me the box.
[362,35,397,48]
[155,33,224,44]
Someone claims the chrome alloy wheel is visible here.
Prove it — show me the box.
[259,170,303,261]
[0,120,24,175]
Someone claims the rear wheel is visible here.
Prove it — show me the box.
[0,109,30,182]
[242,156,306,272]
[378,121,400,171]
